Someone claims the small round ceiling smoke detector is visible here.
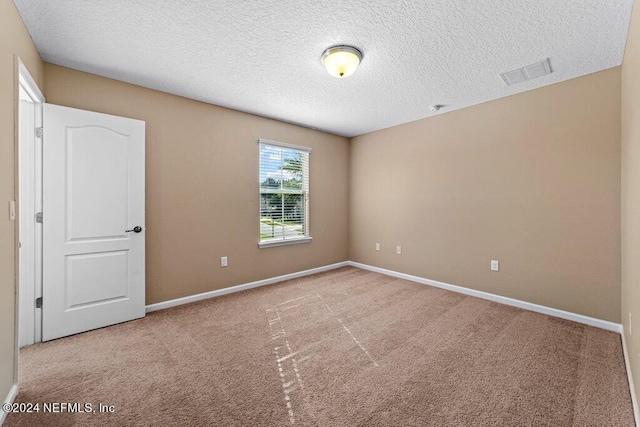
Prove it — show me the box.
[321,45,363,78]
[430,105,445,112]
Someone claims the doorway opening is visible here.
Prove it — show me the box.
[17,61,45,349]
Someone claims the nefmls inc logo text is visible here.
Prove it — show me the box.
[43,402,115,413]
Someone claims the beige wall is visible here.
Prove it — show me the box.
[44,64,349,305]
[0,0,43,406]
[622,0,640,404]
[350,68,622,322]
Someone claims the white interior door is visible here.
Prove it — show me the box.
[43,104,145,341]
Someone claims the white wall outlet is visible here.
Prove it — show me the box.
[490,260,499,271]
[375,243,380,251]
[221,256,228,267]
[8,201,15,221]
[396,245,402,255]
[630,313,633,335]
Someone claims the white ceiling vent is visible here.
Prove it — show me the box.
[500,59,552,86]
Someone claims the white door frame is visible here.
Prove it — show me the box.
[17,59,45,352]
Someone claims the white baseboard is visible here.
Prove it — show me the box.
[146,261,350,313]
[1,384,18,426]
[622,328,640,426]
[348,261,622,333]
[147,259,622,333]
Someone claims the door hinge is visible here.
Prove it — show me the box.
[35,127,43,139]
[35,297,42,308]
[35,212,43,223]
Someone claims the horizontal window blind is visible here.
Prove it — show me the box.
[259,140,310,245]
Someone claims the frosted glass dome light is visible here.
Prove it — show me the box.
[321,46,363,78]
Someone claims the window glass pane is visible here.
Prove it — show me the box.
[282,151,303,191]
[260,145,282,190]
[260,193,283,240]
[283,194,305,238]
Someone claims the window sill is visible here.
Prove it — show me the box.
[258,237,313,248]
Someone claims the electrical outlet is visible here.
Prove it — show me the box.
[375,243,380,251]
[396,246,402,255]
[630,313,633,335]
[8,201,15,221]
[221,256,228,267]
[490,260,499,271]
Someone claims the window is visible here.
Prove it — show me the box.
[259,139,311,248]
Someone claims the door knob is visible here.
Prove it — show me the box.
[125,226,143,233]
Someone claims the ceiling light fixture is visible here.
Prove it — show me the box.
[321,45,363,78]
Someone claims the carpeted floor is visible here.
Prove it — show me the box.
[5,267,634,426]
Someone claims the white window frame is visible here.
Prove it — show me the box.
[258,139,312,248]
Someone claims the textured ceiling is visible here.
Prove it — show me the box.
[14,0,634,137]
